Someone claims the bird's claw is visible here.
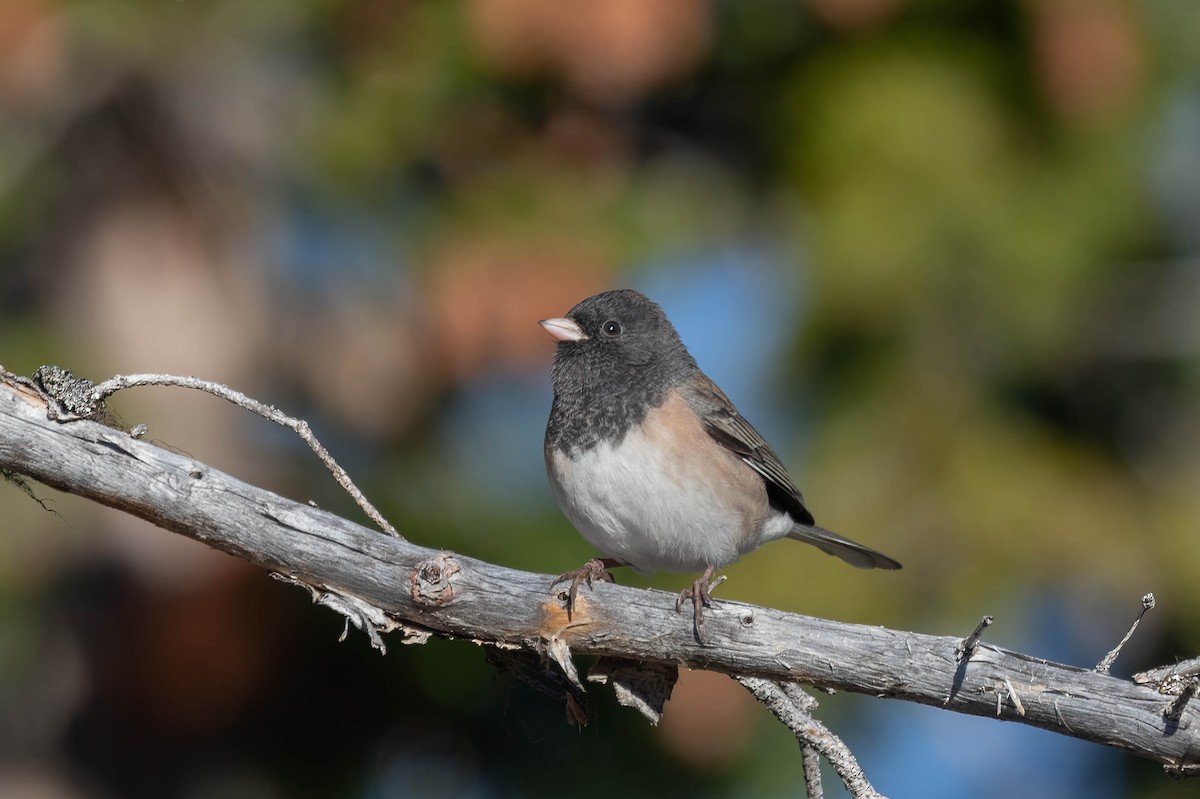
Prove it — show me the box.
[551,558,616,620]
[676,566,722,644]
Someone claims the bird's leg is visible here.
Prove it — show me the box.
[676,564,720,643]
[551,557,619,620]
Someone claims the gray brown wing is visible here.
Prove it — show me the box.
[679,377,902,570]
[678,377,816,526]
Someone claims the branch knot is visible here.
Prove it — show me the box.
[411,553,461,607]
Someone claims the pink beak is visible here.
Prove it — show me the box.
[539,317,589,342]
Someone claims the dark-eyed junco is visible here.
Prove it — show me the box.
[540,289,900,641]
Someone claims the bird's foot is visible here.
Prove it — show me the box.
[675,565,724,644]
[551,557,618,620]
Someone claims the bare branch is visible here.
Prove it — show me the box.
[801,741,823,799]
[956,614,994,663]
[737,678,880,798]
[2,373,1200,780]
[1096,593,1155,674]
[777,682,826,798]
[28,366,397,537]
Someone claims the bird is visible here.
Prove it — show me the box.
[539,289,900,642]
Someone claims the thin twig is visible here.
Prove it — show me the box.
[801,744,823,799]
[956,615,994,663]
[48,369,398,538]
[737,677,884,799]
[777,683,824,798]
[1096,593,1155,674]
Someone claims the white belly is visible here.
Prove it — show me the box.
[547,423,793,574]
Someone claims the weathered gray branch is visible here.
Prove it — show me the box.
[1,373,1198,778]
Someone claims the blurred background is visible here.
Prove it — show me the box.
[1,0,1198,796]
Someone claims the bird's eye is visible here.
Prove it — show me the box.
[601,320,622,337]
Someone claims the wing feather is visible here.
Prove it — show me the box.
[678,378,815,525]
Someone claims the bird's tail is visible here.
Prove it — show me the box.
[787,525,901,570]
